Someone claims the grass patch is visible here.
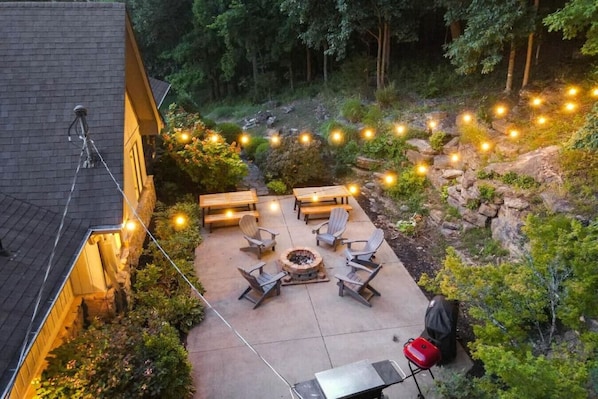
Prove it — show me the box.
[459,227,509,263]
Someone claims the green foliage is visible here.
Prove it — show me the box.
[559,149,598,215]
[340,98,365,123]
[375,82,398,108]
[500,171,540,189]
[385,168,427,201]
[458,227,509,263]
[429,130,447,152]
[477,169,498,180]
[465,198,481,210]
[215,122,243,144]
[37,318,195,398]
[362,104,384,129]
[544,0,598,56]
[568,102,598,150]
[254,141,270,167]
[162,105,248,193]
[478,183,497,203]
[420,214,598,398]
[432,368,490,399]
[262,132,332,188]
[146,201,202,261]
[362,133,408,161]
[266,179,288,194]
[334,140,360,176]
[459,122,489,146]
[321,120,361,144]
[243,136,268,161]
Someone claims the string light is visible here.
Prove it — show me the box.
[450,153,460,163]
[427,120,437,131]
[481,141,491,152]
[331,130,343,143]
[363,128,374,139]
[531,97,542,107]
[384,173,396,185]
[566,86,579,96]
[509,129,519,139]
[564,102,577,112]
[395,124,406,135]
[536,116,547,125]
[494,105,507,117]
[461,113,473,123]
[300,132,311,144]
[270,135,280,146]
[416,164,428,175]
[591,87,598,97]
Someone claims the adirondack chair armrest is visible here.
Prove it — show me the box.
[247,262,267,274]
[334,273,364,286]
[342,238,368,248]
[347,261,374,273]
[347,249,376,258]
[332,228,346,239]
[311,220,329,234]
[260,271,287,287]
[244,236,265,246]
[258,227,279,237]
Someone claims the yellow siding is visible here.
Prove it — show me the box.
[9,282,74,399]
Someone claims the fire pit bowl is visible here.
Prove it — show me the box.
[279,247,328,285]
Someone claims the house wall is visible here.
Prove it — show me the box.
[9,281,78,399]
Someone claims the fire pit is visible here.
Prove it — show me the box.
[279,247,328,285]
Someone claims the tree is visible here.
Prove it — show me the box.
[544,0,598,56]
[443,0,535,92]
[162,105,248,193]
[419,214,598,397]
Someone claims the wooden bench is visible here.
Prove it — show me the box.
[204,210,259,232]
[301,204,353,224]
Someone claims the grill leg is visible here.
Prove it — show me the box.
[408,361,425,399]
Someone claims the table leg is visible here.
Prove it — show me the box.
[297,202,302,220]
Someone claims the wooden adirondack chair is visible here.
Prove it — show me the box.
[239,214,279,259]
[237,262,286,309]
[335,261,383,307]
[311,207,349,250]
[342,228,384,264]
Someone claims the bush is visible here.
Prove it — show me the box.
[341,98,365,123]
[362,133,408,161]
[568,102,598,150]
[375,82,398,108]
[254,141,270,167]
[243,136,268,161]
[266,179,287,194]
[215,122,243,144]
[334,140,360,176]
[385,168,427,200]
[362,104,384,128]
[478,183,497,203]
[429,130,447,152]
[459,122,489,146]
[321,119,360,144]
[262,132,332,188]
[500,171,539,189]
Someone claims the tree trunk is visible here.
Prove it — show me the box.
[505,42,516,93]
[382,22,390,88]
[376,25,383,89]
[323,43,328,83]
[306,46,312,82]
[449,20,462,40]
[522,33,534,88]
[288,62,294,91]
[522,0,540,88]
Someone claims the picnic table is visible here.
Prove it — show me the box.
[199,189,258,231]
[293,185,353,222]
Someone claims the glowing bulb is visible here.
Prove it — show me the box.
[462,113,472,123]
[363,129,374,139]
[592,87,598,97]
[450,153,460,162]
[125,220,136,232]
[240,134,249,144]
[495,105,507,117]
[481,142,491,152]
[269,201,279,211]
[564,102,577,112]
[567,87,578,96]
[509,129,519,138]
[395,124,406,135]
[210,134,219,142]
[416,164,428,175]
[226,210,234,218]
[427,120,437,130]
[332,131,342,142]
[348,184,358,195]
[384,174,395,185]
[270,135,280,145]
[536,116,547,125]
[312,193,319,202]
[301,133,311,143]
[531,97,542,107]
[180,132,190,142]
[174,214,187,228]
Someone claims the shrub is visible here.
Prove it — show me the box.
[459,122,489,146]
[362,133,408,161]
[341,98,365,123]
[500,171,539,189]
[385,168,427,200]
[334,140,360,176]
[568,102,598,150]
[162,106,248,193]
[267,179,287,194]
[478,183,497,203]
[375,82,398,108]
[243,136,268,161]
[254,141,270,167]
[262,132,332,188]
[429,130,447,152]
[362,104,384,128]
[215,122,243,144]
[321,120,360,144]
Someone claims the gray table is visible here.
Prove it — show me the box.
[292,360,404,399]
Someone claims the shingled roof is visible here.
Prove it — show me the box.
[0,1,129,227]
[0,193,89,392]
[0,2,157,393]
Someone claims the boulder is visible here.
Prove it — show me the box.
[484,145,563,184]
[406,138,436,155]
[540,189,574,214]
[491,206,528,257]
[462,209,488,228]
[442,169,464,179]
[406,149,434,164]
[479,203,499,218]
[504,197,530,210]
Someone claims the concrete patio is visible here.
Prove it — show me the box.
[187,193,472,398]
